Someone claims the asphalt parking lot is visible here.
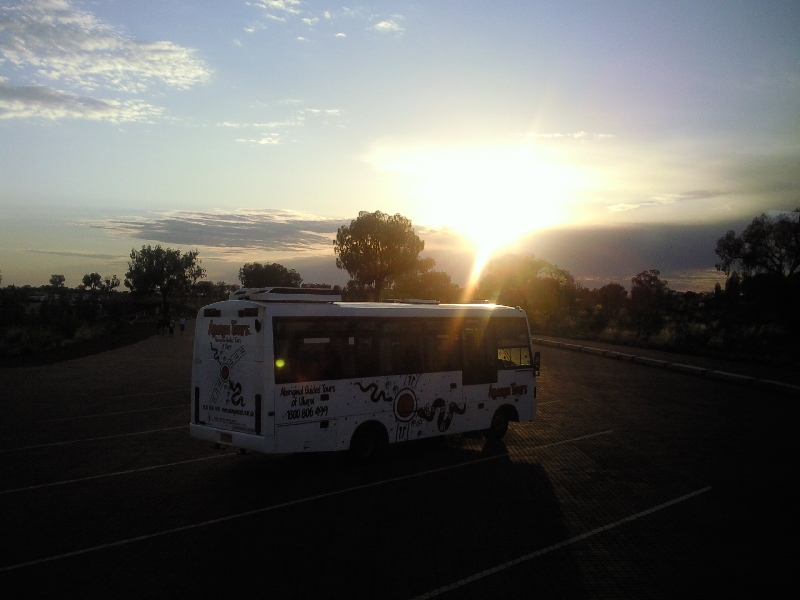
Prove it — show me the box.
[1,325,795,598]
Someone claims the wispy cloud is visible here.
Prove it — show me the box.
[246,3,405,39]
[524,131,614,140]
[27,249,122,260]
[605,190,726,212]
[0,81,162,121]
[236,133,282,145]
[0,0,211,122]
[372,20,403,33]
[255,1,301,15]
[0,0,212,92]
[89,209,347,254]
[218,105,345,144]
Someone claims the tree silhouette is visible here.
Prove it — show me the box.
[391,257,460,302]
[238,262,302,288]
[81,272,119,294]
[630,269,669,333]
[715,208,800,278]
[125,245,205,314]
[333,211,424,301]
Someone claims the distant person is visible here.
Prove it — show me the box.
[169,318,175,336]
[179,317,186,334]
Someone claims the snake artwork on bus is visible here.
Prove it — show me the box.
[209,341,246,406]
[354,380,466,432]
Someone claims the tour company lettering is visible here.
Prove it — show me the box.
[208,319,250,338]
[487,383,528,400]
[207,319,251,338]
[279,384,335,421]
[280,384,336,397]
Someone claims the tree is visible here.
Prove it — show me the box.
[593,282,628,316]
[630,269,669,333]
[238,262,302,288]
[81,272,102,291]
[715,208,800,278]
[49,274,65,289]
[476,254,575,316]
[333,211,425,301]
[125,245,205,314]
[391,257,460,302]
[80,273,119,294]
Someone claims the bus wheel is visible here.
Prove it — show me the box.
[349,423,387,462]
[484,409,509,440]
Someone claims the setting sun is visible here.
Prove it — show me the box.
[368,142,596,287]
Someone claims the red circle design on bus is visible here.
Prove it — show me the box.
[220,364,230,381]
[394,388,417,421]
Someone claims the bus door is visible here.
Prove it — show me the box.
[462,315,497,381]
[495,317,536,422]
[194,306,266,435]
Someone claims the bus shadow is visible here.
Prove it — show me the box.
[210,435,588,598]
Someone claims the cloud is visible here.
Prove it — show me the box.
[218,106,344,142]
[605,203,641,212]
[90,209,347,254]
[0,0,212,92]
[301,17,319,26]
[524,131,614,140]
[255,1,301,15]
[0,81,162,121]
[335,32,346,38]
[605,190,727,212]
[27,249,122,260]
[372,20,403,33]
[236,133,282,145]
[513,220,752,291]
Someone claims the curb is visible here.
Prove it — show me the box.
[531,337,800,398]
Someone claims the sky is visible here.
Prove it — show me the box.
[1,0,799,291]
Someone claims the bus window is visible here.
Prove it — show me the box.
[353,335,379,377]
[423,319,461,372]
[378,320,423,376]
[496,317,532,369]
[274,319,350,383]
[463,318,497,385]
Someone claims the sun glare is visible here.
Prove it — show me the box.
[369,142,594,291]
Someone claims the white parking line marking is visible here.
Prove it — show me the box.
[411,486,713,599]
[0,454,234,495]
[37,404,186,423]
[0,426,185,453]
[0,430,613,572]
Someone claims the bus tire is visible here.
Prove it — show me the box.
[484,408,510,440]
[348,422,388,462]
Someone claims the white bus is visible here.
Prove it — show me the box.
[190,288,540,460]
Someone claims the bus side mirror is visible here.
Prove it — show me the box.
[533,351,540,377]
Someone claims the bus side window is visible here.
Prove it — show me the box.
[495,317,533,370]
[422,319,460,373]
[354,336,379,377]
[462,319,497,385]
